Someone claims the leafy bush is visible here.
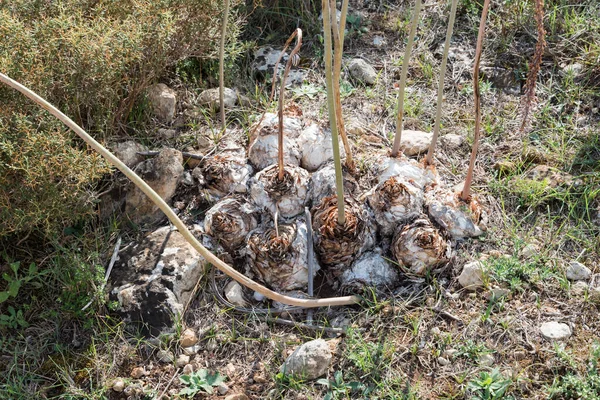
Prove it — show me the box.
[0,0,243,239]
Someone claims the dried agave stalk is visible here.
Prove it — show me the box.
[330,0,354,169]
[246,219,314,291]
[278,28,303,181]
[391,218,449,276]
[461,0,491,201]
[391,0,422,157]
[519,0,546,133]
[425,0,458,165]
[204,197,258,252]
[219,0,230,129]
[322,0,346,224]
[312,196,373,276]
[367,177,424,236]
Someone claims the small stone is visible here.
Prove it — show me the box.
[373,35,385,47]
[253,373,268,383]
[440,134,464,149]
[431,327,441,336]
[400,130,434,156]
[253,291,266,302]
[225,394,249,400]
[348,58,378,85]
[479,354,495,367]
[182,363,194,375]
[146,83,177,123]
[225,363,236,376]
[486,287,510,300]
[217,383,230,395]
[197,87,238,111]
[112,379,126,392]
[180,328,199,348]
[176,354,190,368]
[157,349,175,363]
[562,63,583,77]
[437,357,450,366]
[571,280,588,295]
[443,348,458,359]
[112,141,147,168]
[280,339,332,380]
[225,281,248,307]
[521,244,538,258]
[493,160,516,175]
[566,261,591,281]
[458,261,485,291]
[157,128,177,140]
[130,366,145,379]
[540,321,572,340]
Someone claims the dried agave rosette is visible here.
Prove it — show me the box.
[204,197,258,252]
[312,196,375,276]
[392,218,449,276]
[249,164,310,218]
[376,156,438,190]
[203,149,253,197]
[246,218,315,291]
[426,188,486,239]
[367,176,424,236]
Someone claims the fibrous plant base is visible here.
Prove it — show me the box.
[392,218,449,276]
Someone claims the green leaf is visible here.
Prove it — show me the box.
[205,371,225,387]
[2,273,12,283]
[28,263,38,275]
[178,387,198,397]
[316,378,331,387]
[199,383,213,394]
[0,292,9,303]
[10,262,19,275]
[8,280,21,297]
[179,375,192,385]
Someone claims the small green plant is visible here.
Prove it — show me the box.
[549,343,600,399]
[0,306,28,329]
[0,261,42,303]
[179,369,226,397]
[317,371,368,400]
[466,369,512,400]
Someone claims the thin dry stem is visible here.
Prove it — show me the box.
[391,0,422,157]
[461,0,491,201]
[425,0,458,165]
[278,29,302,181]
[219,0,230,130]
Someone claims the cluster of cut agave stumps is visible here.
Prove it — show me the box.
[198,0,499,304]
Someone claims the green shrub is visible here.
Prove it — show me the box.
[0,0,244,239]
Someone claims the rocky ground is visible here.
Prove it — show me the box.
[3,0,599,399]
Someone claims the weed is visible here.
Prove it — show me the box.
[466,369,513,400]
[549,343,600,399]
[317,370,369,400]
[179,369,227,397]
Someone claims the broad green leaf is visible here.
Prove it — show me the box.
[8,280,21,297]
[2,273,11,283]
[179,375,192,384]
[205,371,225,387]
[178,387,198,396]
[10,262,19,275]
[28,263,38,275]
[0,292,9,303]
[199,383,213,394]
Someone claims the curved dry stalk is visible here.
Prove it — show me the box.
[278,28,302,181]
[391,0,422,157]
[322,0,346,225]
[425,0,458,165]
[219,0,230,130]
[519,0,546,133]
[330,0,354,169]
[0,72,360,309]
[461,0,491,201]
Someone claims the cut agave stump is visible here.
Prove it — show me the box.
[202,147,253,196]
[249,164,310,218]
[246,218,315,291]
[426,189,486,239]
[204,197,258,253]
[312,196,375,276]
[392,218,449,276]
[367,177,424,237]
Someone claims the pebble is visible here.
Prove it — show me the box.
[458,261,485,291]
[280,339,332,380]
[440,134,464,149]
[443,349,458,359]
[130,366,145,379]
[479,354,495,367]
[521,244,538,259]
[157,349,175,363]
[225,281,249,307]
[182,363,194,375]
[225,363,237,376]
[571,280,588,295]
[431,327,442,336]
[112,379,126,392]
[180,328,199,348]
[437,357,450,366]
[217,383,230,395]
[540,321,572,340]
[566,261,591,281]
[176,354,190,368]
[348,58,378,85]
[182,345,201,356]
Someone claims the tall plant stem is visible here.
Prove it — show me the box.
[391,0,422,157]
[278,29,302,181]
[322,0,346,225]
[461,0,491,201]
[425,0,458,166]
[0,72,360,308]
[330,0,354,169]
[219,0,230,130]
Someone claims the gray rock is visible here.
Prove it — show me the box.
[440,134,464,150]
[157,128,177,140]
[400,130,433,156]
[248,113,303,170]
[437,357,450,366]
[147,83,177,123]
[426,189,485,239]
[562,63,583,77]
[157,349,175,363]
[571,280,588,295]
[458,261,485,291]
[521,243,538,258]
[566,261,591,281]
[112,379,126,392]
[252,46,304,86]
[217,383,230,395]
[340,251,399,289]
[479,354,495,367]
[280,339,332,380]
[348,58,377,85]
[176,354,190,368]
[125,148,184,224]
[109,226,206,336]
[224,281,248,307]
[182,345,201,356]
[198,87,238,111]
[113,141,147,168]
[540,321,572,340]
[373,35,385,47]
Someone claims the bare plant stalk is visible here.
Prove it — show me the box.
[425,0,458,165]
[519,0,546,133]
[0,72,360,308]
[330,0,354,169]
[219,0,230,130]
[461,0,491,201]
[323,0,346,225]
[278,28,302,181]
[391,0,422,157]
